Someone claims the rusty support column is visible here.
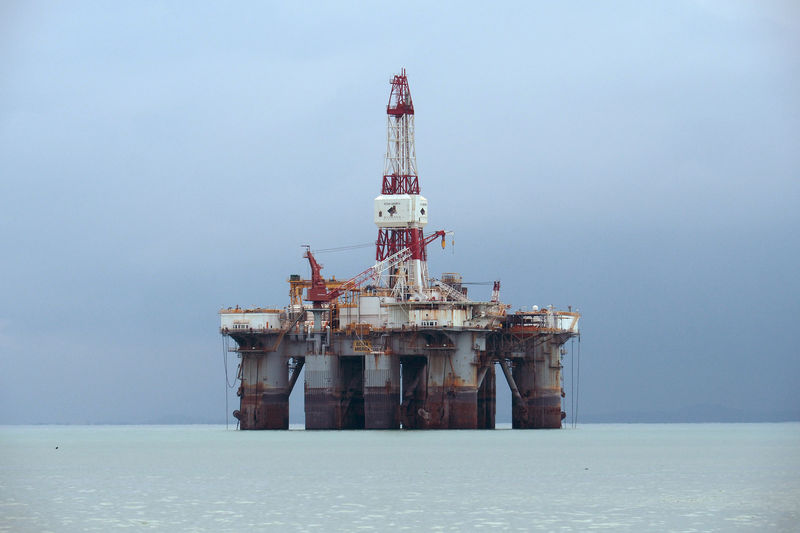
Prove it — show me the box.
[234,352,290,430]
[420,333,479,429]
[364,352,400,429]
[530,338,564,428]
[304,353,341,429]
[511,338,564,429]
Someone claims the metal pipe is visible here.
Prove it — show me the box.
[285,359,305,395]
[498,359,523,402]
[476,366,489,388]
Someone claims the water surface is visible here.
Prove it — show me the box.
[1,423,798,531]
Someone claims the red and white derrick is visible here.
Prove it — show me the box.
[304,69,448,305]
[374,69,431,296]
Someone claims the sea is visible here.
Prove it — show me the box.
[1,423,798,532]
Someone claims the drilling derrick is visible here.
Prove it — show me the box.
[375,69,429,296]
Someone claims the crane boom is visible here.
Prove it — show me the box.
[304,231,446,304]
[431,278,471,302]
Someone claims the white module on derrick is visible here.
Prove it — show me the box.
[374,194,428,228]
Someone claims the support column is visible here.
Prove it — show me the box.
[420,333,479,429]
[530,339,564,428]
[304,353,341,429]
[511,338,564,429]
[234,352,289,430]
[364,352,400,429]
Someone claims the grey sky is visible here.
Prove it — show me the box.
[1,1,798,424]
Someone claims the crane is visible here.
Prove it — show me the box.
[304,230,447,304]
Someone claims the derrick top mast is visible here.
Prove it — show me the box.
[382,69,418,195]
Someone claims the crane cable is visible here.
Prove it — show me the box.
[223,336,237,389]
[571,337,575,429]
[313,242,374,254]
[575,334,581,428]
[222,335,229,430]
[222,335,240,430]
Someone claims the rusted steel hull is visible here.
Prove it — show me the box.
[226,324,576,430]
[364,390,398,428]
[234,391,289,430]
[417,388,478,429]
[510,339,565,429]
[304,390,341,429]
[364,353,400,429]
[404,341,482,429]
[234,353,290,430]
[512,394,562,429]
[304,354,366,429]
[304,353,342,430]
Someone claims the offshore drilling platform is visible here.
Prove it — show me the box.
[220,70,579,430]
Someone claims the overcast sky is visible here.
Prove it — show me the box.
[1,1,798,424]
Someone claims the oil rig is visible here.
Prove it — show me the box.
[220,70,579,430]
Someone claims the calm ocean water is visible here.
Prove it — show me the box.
[1,423,798,532]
